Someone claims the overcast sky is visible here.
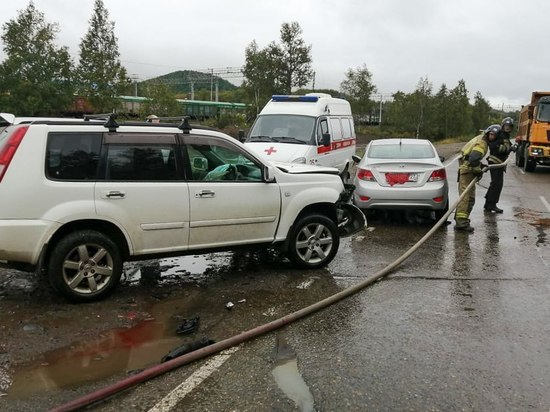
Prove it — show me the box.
[1,0,548,109]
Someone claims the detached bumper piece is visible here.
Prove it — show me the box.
[161,337,215,363]
[336,184,366,237]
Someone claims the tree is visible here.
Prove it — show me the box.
[0,2,74,115]
[471,91,492,133]
[340,64,377,124]
[433,84,449,140]
[276,22,313,94]
[77,0,127,113]
[448,79,472,136]
[242,22,313,114]
[412,77,433,138]
[242,40,281,114]
[139,83,181,118]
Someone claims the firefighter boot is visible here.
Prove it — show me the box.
[454,218,474,232]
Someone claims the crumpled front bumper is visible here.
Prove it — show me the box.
[336,184,367,237]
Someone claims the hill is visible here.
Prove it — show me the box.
[139,70,238,95]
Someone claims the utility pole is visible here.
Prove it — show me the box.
[312,72,316,91]
[130,74,140,97]
[209,68,214,101]
[379,94,383,126]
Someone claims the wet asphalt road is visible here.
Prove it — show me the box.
[1,150,549,411]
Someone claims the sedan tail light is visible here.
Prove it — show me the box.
[0,125,29,182]
[357,168,376,182]
[428,168,446,182]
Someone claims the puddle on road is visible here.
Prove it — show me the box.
[272,335,315,412]
[123,249,283,288]
[514,208,549,246]
[6,318,185,398]
[124,252,234,286]
[5,250,289,399]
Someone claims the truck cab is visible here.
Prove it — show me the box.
[516,92,550,172]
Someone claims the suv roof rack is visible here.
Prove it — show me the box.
[84,113,114,121]
[83,113,119,132]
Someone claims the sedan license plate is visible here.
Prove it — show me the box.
[386,172,418,185]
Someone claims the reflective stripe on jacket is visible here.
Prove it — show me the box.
[459,134,488,173]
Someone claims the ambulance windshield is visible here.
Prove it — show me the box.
[249,115,316,144]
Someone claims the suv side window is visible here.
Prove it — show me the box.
[46,133,102,180]
[182,135,263,182]
[104,133,178,181]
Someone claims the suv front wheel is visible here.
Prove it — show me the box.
[47,230,123,302]
[287,214,339,269]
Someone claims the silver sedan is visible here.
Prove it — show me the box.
[352,138,449,220]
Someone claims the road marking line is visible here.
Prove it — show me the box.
[148,346,240,412]
[540,196,550,213]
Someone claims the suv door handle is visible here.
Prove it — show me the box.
[105,190,126,198]
[196,190,215,198]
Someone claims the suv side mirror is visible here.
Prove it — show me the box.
[263,165,276,183]
[321,133,331,147]
[238,129,245,142]
[352,154,361,164]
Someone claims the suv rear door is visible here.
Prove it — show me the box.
[182,135,281,249]
[95,133,189,255]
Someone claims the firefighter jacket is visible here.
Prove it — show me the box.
[459,134,488,174]
[487,130,511,164]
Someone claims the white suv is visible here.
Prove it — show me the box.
[0,115,365,302]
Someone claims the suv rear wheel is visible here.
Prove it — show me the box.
[47,230,123,302]
[287,214,339,269]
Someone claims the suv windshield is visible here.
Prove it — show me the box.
[248,115,315,144]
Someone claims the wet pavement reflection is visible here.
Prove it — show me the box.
[272,335,314,412]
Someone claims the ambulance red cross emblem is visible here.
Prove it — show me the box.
[264,146,277,155]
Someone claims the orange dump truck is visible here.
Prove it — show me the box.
[515,91,550,172]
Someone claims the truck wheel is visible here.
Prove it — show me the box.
[522,145,536,172]
[515,146,522,167]
[287,214,340,269]
[525,157,536,172]
[517,143,525,167]
[47,230,123,302]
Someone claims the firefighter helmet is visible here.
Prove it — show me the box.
[501,117,514,127]
[485,124,501,135]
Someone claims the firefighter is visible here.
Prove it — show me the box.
[484,117,514,213]
[454,125,500,232]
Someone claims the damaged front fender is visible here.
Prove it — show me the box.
[336,184,366,237]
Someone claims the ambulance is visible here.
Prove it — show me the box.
[245,93,357,181]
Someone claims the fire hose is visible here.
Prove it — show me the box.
[50,158,508,412]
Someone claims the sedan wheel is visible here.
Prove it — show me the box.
[287,214,340,269]
[48,230,122,302]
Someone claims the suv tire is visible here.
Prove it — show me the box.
[287,214,339,269]
[47,230,123,302]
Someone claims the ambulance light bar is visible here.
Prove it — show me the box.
[271,95,319,102]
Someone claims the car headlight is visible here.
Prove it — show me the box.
[291,157,306,164]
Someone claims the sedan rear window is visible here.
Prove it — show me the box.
[368,143,435,159]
